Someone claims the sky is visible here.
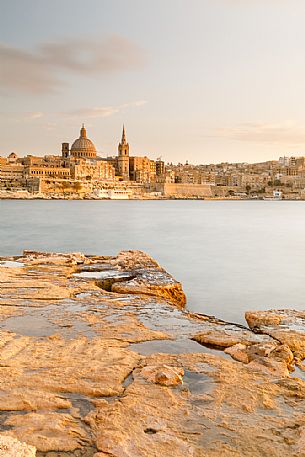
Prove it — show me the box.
[1,0,305,164]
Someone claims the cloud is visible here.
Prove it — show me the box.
[63,100,147,119]
[132,100,147,107]
[40,36,145,74]
[65,106,120,119]
[0,43,60,94]
[0,111,44,121]
[0,36,146,95]
[213,121,305,146]
[28,112,44,120]
[0,100,147,127]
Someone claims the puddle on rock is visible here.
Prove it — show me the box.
[0,314,61,337]
[0,261,24,268]
[290,366,305,381]
[106,297,133,302]
[77,263,114,272]
[0,303,96,339]
[75,293,92,299]
[0,410,28,432]
[64,393,94,417]
[73,270,132,280]
[129,338,230,358]
[63,300,88,312]
[135,302,206,337]
[183,370,213,395]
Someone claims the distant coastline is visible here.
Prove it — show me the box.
[0,193,302,201]
[2,126,305,201]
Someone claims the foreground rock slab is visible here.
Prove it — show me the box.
[0,251,305,456]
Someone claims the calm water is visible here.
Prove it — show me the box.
[0,199,305,323]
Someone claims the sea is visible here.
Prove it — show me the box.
[0,199,304,324]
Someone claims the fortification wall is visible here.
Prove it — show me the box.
[156,183,213,197]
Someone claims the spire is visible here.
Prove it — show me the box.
[121,124,127,144]
[80,124,87,138]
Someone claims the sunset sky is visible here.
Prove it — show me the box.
[1,0,305,163]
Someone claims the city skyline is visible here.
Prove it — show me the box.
[2,0,305,163]
[1,121,303,167]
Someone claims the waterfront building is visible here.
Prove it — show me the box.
[26,165,70,179]
[0,164,24,181]
[0,125,117,196]
[113,125,157,184]
[156,159,165,177]
[129,156,151,183]
[117,125,130,180]
[4,125,305,199]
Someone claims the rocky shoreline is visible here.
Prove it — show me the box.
[0,250,305,456]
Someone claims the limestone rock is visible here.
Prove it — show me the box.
[247,357,290,377]
[245,310,284,328]
[0,434,36,457]
[112,250,161,271]
[4,412,90,452]
[246,309,305,359]
[269,344,294,365]
[192,325,273,349]
[224,343,249,363]
[110,250,187,307]
[2,251,305,456]
[225,342,294,374]
[246,342,278,361]
[22,250,85,265]
[140,365,184,386]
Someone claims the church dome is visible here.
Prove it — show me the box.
[8,152,17,159]
[70,125,97,159]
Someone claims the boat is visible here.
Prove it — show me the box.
[108,189,131,200]
[93,189,131,200]
[263,191,282,201]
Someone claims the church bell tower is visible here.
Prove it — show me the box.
[62,143,70,159]
[118,125,129,180]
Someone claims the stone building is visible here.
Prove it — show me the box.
[107,126,157,183]
[7,152,18,164]
[118,125,129,180]
[0,125,116,195]
[0,157,7,167]
[69,125,97,159]
[129,156,151,182]
[156,159,165,177]
[116,126,157,183]
[26,165,70,179]
[19,156,45,167]
[70,157,115,181]
[0,164,24,181]
[59,125,116,183]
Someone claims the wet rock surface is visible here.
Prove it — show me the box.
[0,251,305,455]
